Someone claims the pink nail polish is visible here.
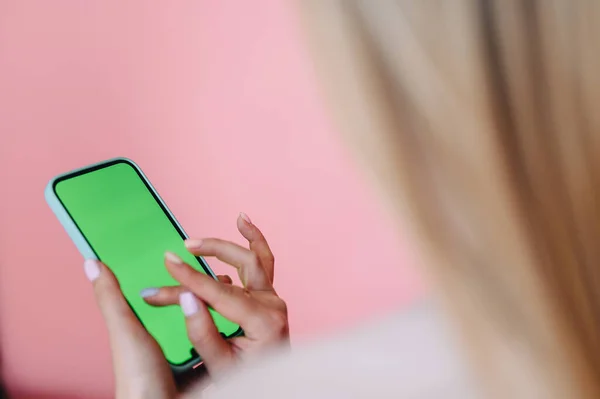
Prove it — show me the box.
[140,287,160,298]
[240,212,252,224]
[180,292,199,317]
[84,259,101,282]
[184,239,203,249]
[165,251,183,264]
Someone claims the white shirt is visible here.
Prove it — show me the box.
[200,301,480,398]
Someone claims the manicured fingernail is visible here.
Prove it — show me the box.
[240,212,252,224]
[140,287,160,298]
[84,259,101,282]
[165,251,183,264]
[184,239,203,249]
[180,291,199,316]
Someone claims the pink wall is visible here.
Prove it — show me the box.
[0,2,422,398]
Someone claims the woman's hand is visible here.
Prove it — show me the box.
[85,213,288,398]
[142,213,289,376]
[84,259,178,399]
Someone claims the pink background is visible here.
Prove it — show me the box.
[0,2,422,398]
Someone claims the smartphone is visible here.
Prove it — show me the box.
[45,157,242,373]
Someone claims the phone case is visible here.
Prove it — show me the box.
[45,157,242,375]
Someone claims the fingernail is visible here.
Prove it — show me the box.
[184,239,203,249]
[84,259,101,282]
[140,287,160,298]
[165,251,183,264]
[180,291,199,316]
[240,212,252,224]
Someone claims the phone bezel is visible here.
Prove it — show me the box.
[45,157,243,374]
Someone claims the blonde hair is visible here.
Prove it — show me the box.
[302,1,600,397]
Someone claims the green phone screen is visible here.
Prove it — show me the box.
[54,160,240,365]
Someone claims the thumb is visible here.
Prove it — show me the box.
[83,259,176,396]
[84,259,146,340]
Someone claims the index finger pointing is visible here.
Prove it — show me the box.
[164,252,257,327]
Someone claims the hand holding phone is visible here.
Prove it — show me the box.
[45,158,288,379]
[81,212,288,396]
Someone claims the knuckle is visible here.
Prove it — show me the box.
[263,252,275,266]
[275,298,288,315]
[260,309,289,339]
[211,282,234,307]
